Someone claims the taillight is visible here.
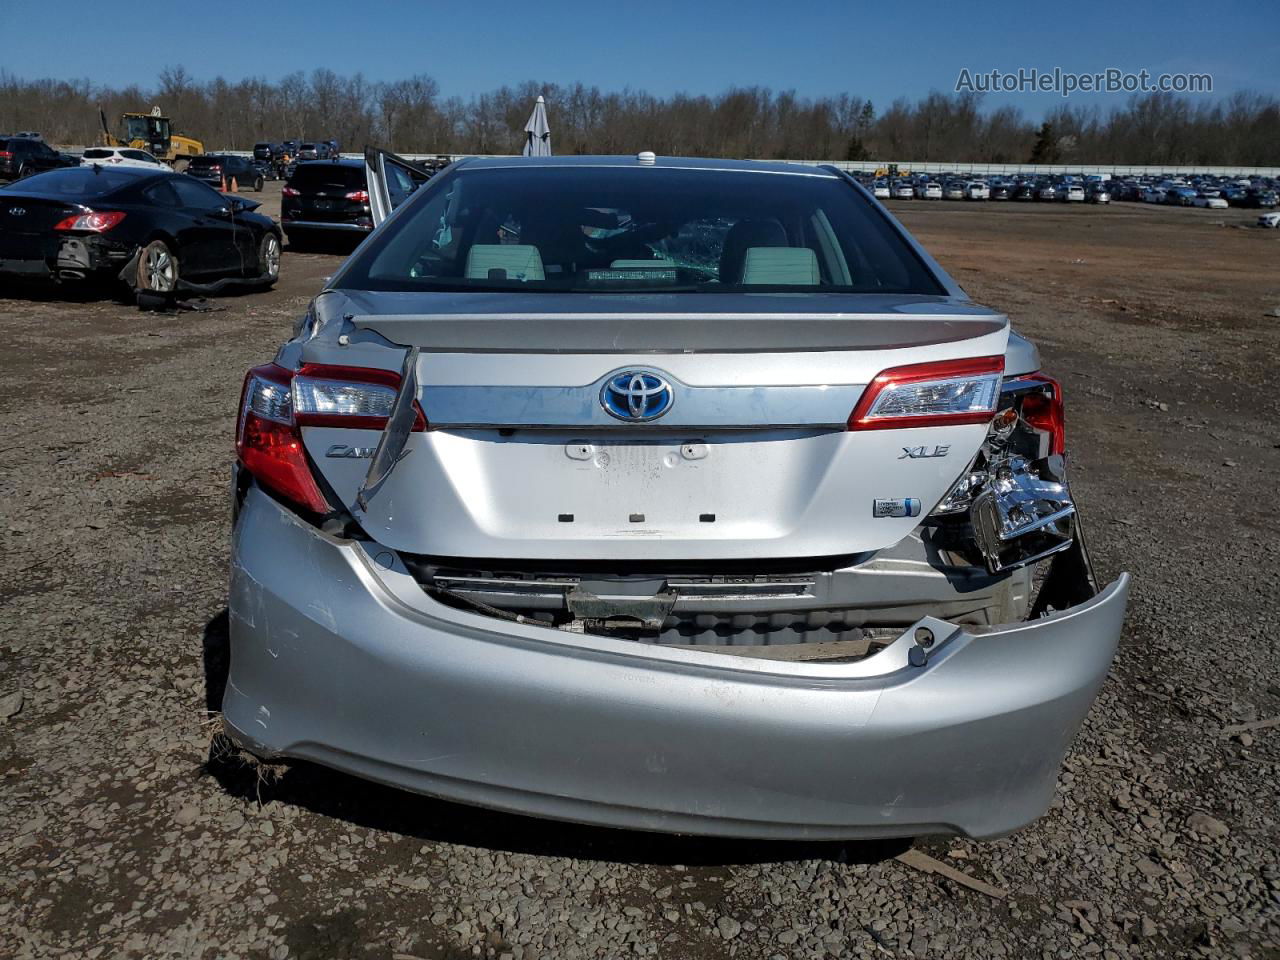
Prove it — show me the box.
[345,190,370,203]
[281,186,300,196]
[236,364,330,515]
[848,356,1004,430]
[53,211,127,232]
[292,363,427,431]
[1003,374,1065,456]
[235,363,427,515]
[0,151,12,159]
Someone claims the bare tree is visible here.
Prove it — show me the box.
[1,68,1275,166]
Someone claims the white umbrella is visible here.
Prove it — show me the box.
[522,95,551,157]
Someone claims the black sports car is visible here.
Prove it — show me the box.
[0,165,282,296]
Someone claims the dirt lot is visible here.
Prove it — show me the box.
[2,186,1278,960]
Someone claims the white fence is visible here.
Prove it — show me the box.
[218,151,1280,178]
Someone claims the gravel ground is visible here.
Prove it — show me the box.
[1,187,1278,959]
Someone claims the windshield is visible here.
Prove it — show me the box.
[339,165,945,295]
[0,167,143,196]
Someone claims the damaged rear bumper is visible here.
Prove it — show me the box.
[223,486,1129,840]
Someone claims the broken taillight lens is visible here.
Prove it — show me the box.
[235,363,427,516]
[1003,374,1065,456]
[848,356,1004,430]
[236,364,330,515]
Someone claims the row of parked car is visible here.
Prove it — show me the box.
[867,172,1279,210]
[1128,178,1278,209]
[869,175,1119,204]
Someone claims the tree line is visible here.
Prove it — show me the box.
[2,67,1276,166]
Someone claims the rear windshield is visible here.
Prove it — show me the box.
[338,165,945,295]
[188,156,224,168]
[82,148,113,159]
[0,167,142,196]
[287,164,365,191]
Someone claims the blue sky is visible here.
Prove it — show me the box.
[5,0,1274,117]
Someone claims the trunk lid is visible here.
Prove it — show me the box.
[0,198,80,261]
[302,291,1009,561]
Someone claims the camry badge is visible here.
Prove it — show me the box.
[326,444,376,459]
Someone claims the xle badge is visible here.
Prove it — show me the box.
[899,445,950,459]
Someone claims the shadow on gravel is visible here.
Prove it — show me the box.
[285,234,363,256]
[200,609,908,868]
[202,609,230,714]
[0,279,122,304]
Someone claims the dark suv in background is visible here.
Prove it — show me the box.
[0,135,76,183]
[185,155,265,192]
[296,142,330,162]
[253,142,280,164]
[280,158,372,247]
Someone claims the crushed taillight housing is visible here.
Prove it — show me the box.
[235,363,426,516]
[848,356,1004,430]
[345,189,370,203]
[1003,374,1065,456]
[53,210,126,232]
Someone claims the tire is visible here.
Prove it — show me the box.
[254,177,264,192]
[259,232,281,284]
[136,239,179,294]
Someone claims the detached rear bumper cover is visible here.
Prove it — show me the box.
[116,248,278,294]
[224,487,1128,840]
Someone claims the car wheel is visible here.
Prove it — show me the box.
[137,239,179,294]
[259,233,281,283]
[254,177,264,192]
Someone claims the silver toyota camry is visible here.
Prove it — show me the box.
[224,152,1129,840]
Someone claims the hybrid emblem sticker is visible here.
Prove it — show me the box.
[600,370,675,422]
[899,444,950,459]
[873,498,921,518]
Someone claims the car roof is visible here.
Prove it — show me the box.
[71,164,165,178]
[296,158,364,169]
[456,154,842,178]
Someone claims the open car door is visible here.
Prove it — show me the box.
[364,147,435,227]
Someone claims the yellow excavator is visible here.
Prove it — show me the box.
[99,106,203,164]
